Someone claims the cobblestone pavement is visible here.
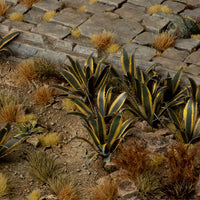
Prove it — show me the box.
[1,0,200,83]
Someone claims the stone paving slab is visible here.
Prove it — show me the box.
[98,0,125,7]
[133,32,156,46]
[2,20,35,31]
[128,0,163,8]
[184,49,200,65]
[33,0,61,12]
[162,1,185,14]
[175,38,200,52]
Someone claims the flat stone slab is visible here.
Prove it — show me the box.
[175,38,200,52]
[24,7,46,25]
[54,40,73,52]
[50,7,90,28]
[185,64,200,76]
[181,7,200,19]
[128,0,163,8]
[79,12,143,43]
[5,0,18,5]
[2,20,35,31]
[98,0,125,7]
[162,1,185,14]
[32,22,71,39]
[73,44,98,58]
[33,0,61,11]
[134,46,156,61]
[115,2,145,22]
[7,4,29,14]
[162,48,189,62]
[184,49,200,65]
[133,32,156,45]
[143,14,170,33]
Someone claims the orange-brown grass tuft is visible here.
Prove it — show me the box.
[19,0,41,8]
[90,30,114,51]
[0,0,9,16]
[154,32,175,51]
[33,85,55,106]
[58,183,78,200]
[113,140,150,179]
[15,59,37,85]
[0,105,24,123]
[90,178,118,200]
[162,142,198,199]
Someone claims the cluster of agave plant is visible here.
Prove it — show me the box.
[51,49,200,163]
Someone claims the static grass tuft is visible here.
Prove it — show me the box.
[90,30,114,51]
[62,98,77,112]
[58,183,79,200]
[154,32,175,51]
[71,28,81,38]
[9,12,24,21]
[43,11,56,22]
[191,34,200,39]
[0,0,9,16]
[106,43,121,53]
[27,151,63,184]
[38,132,61,147]
[89,0,98,5]
[77,6,86,12]
[0,173,8,198]
[33,85,55,106]
[148,5,172,14]
[28,189,41,200]
[90,178,118,200]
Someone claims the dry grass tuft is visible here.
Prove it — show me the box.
[90,178,118,200]
[27,151,63,184]
[9,12,24,21]
[58,183,79,200]
[38,132,61,147]
[154,32,175,51]
[114,140,150,179]
[148,5,172,14]
[106,43,121,53]
[33,85,55,106]
[62,98,77,112]
[0,173,8,198]
[43,11,56,22]
[89,0,98,5]
[191,34,200,39]
[77,6,86,12]
[71,28,81,38]
[19,0,41,8]
[28,189,41,200]
[162,142,198,199]
[0,0,9,16]
[15,59,37,85]
[90,30,114,51]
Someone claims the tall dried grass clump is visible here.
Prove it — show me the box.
[43,11,56,22]
[114,140,150,179]
[0,0,9,16]
[19,0,41,8]
[27,151,63,184]
[162,142,198,199]
[58,183,79,200]
[71,28,81,38]
[148,5,172,14]
[28,189,41,200]
[90,30,114,51]
[0,173,8,198]
[154,32,175,51]
[37,132,61,147]
[33,85,55,106]
[90,178,118,200]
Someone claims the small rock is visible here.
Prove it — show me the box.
[39,194,58,200]
[26,135,40,147]
[104,161,118,173]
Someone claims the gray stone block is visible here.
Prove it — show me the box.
[181,7,200,19]
[162,48,189,61]
[0,24,9,35]
[33,0,61,12]
[134,46,156,61]
[54,40,73,52]
[98,0,125,7]
[184,49,200,65]
[73,44,98,58]
[185,64,200,76]
[175,38,200,52]
[5,0,18,6]
[7,4,29,15]
[128,0,163,8]
[2,20,35,31]
[50,7,90,28]
[32,22,71,39]
[24,7,45,24]
[133,32,156,45]
[162,1,185,14]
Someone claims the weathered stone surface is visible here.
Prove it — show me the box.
[50,7,90,28]
[97,170,138,199]
[33,0,61,11]
[175,38,200,52]
[0,16,4,23]
[162,47,189,61]
[54,40,73,52]
[128,0,163,8]
[184,49,200,65]
[98,0,125,7]
[115,2,146,22]
[3,20,35,31]
[152,56,185,71]
[26,135,40,147]
[143,14,170,33]
[79,12,143,43]
[181,7,200,19]
[7,4,29,14]
[185,64,200,76]
[24,7,46,24]
[5,0,18,5]
[133,32,156,45]
[32,22,71,39]
[162,1,185,14]
[73,44,98,58]
[134,45,156,61]
[63,0,115,13]
[0,24,10,35]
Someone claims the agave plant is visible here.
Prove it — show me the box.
[0,31,20,55]
[72,110,134,163]
[0,123,26,158]
[52,55,110,104]
[169,98,200,144]
[188,78,200,107]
